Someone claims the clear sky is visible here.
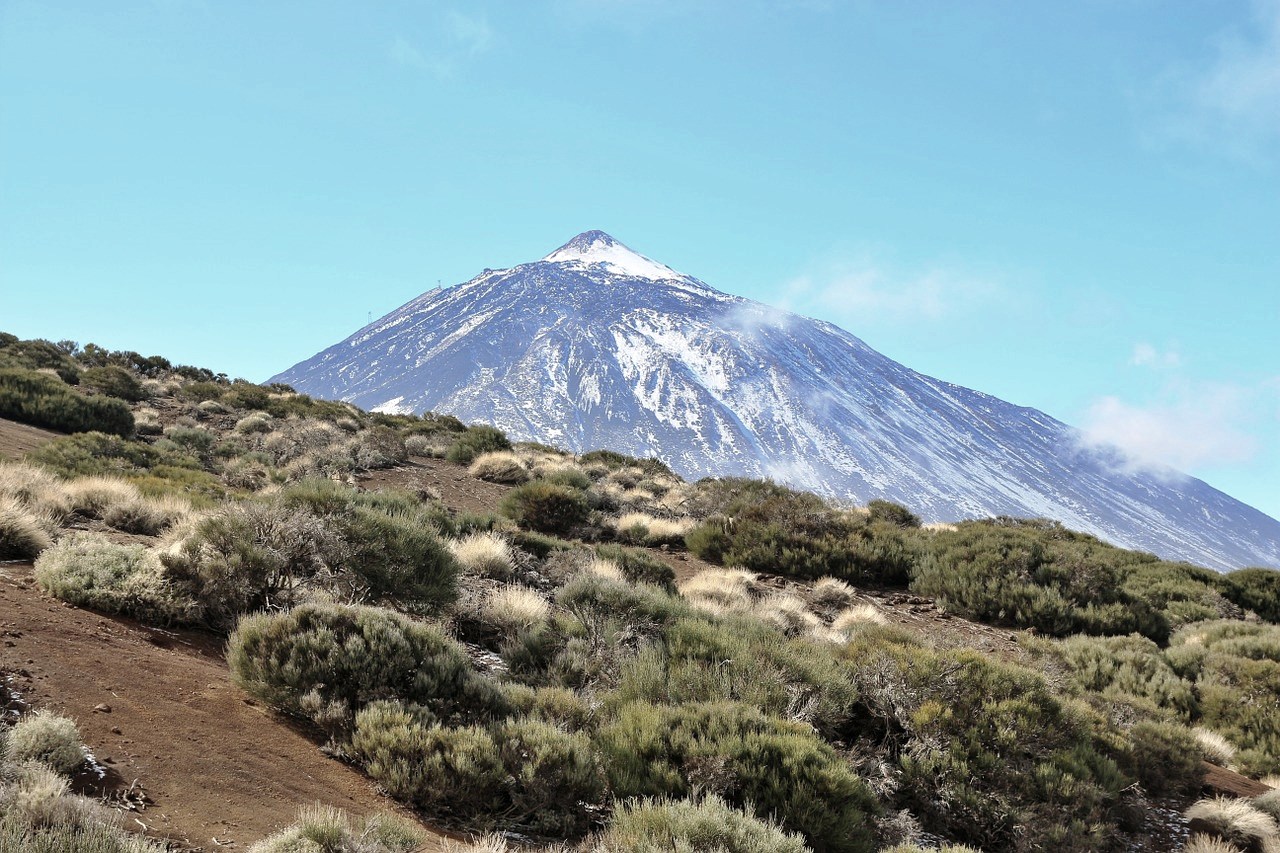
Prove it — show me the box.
[2,1,1277,520]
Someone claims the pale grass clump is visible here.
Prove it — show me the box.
[1195,727,1239,768]
[0,759,124,838]
[440,833,574,853]
[481,585,551,634]
[235,411,274,434]
[832,604,890,635]
[614,512,695,545]
[63,476,141,517]
[0,496,55,560]
[531,459,588,482]
[586,556,625,581]
[1184,796,1279,851]
[923,522,959,533]
[468,451,529,484]
[680,568,760,615]
[197,399,230,414]
[5,710,85,774]
[0,461,70,518]
[247,804,425,853]
[102,493,193,536]
[449,532,515,579]
[758,592,823,637]
[808,576,856,610]
[1182,835,1246,853]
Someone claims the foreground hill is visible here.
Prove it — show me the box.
[271,231,1280,572]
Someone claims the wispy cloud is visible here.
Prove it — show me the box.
[777,257,1002,327]
[1081,385,1259,473]
[1130,342,1182,369]
[389,10,494,78]
[1146,0,1280,163]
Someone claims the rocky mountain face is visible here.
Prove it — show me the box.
[272,231,1280,571]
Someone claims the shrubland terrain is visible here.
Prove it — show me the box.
[3,331,1280,853]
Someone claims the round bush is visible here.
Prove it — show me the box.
[597,700,877,853]
[6,710,85,774]
[35,535,196,624]
[595,795,814,853]
[500,482,590,535]
[446,425,512,465]
[228,603,506,730]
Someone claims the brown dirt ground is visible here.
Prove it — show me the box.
[0,416,62,460]
[359,455,516,516]
[0,561,457,852]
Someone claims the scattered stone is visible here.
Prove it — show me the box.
[94,702,112,713]
[111,726,123,735]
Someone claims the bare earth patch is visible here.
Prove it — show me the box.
[0,416,61,459]
[0,560,455,851]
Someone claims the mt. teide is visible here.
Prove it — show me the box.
[272,231,1280,571]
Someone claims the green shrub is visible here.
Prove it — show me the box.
[1220,568,1280,623]
[27,432,192,479]
[78,366,147,402]
[500,481,590,535]
[491,717,604,834]
[912,521,1165,639]
[1032,633,1198,719]
[841,635,1129,851]
[227,603,506,732]
[6,710,85,774]
[686,490,913,586]
[279,481,460,609]
[865,499,921,528]
[594,543,676,591]
[351,703,507,821]
[594,795,814,853]
[160,501,338,629]
[1123,720,1205,797]
[446,425,512,465]
[0,369,133,436]
[35,536,197,625]
[614,615,859,739]
[597,700,878,853]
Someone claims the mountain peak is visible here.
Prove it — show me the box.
[541,230,685,281]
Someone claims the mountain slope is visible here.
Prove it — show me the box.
[272,231,1280,571]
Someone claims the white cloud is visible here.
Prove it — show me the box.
[1130,342,1182,368]
[1080,382,1263,473]
[1150,0,1280,162]
[778,259,1001,326]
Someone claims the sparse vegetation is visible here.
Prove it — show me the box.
[3,330,1280,852]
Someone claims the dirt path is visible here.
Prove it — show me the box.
[0,561,455,851]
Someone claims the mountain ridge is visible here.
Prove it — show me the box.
[272,231,1280,572]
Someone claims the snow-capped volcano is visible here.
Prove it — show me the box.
[271,231,1280,571]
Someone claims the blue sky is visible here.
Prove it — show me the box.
[2,1,1278,521]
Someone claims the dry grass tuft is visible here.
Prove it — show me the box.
[0,461,70,518]
[1184,796,1279,850]
[758,592,822,636]
[468,451,529,484]
[0,496,55,560]
[1182,835,1245,853]
[808,576,856,610]
[614,512,694,545]
[679,568,760,615]
[481,585,551,634]
[586,556,625,581]
[1195,727,1239,768]
[832,604,890,635]
[449,532,515,579]
[64,476,141,517]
